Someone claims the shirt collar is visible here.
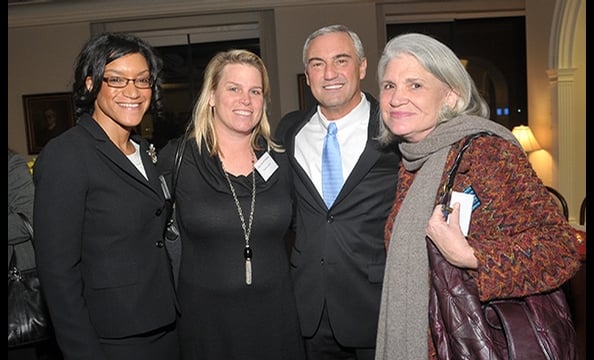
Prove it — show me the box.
[316,92,366,132]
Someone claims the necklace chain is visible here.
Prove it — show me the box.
[222,161,256,285]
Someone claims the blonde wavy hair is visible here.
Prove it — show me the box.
[190,49,281,155]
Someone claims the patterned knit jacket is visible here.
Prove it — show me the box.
[384,135,582,360]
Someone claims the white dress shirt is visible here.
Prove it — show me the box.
[295,92,370,197]
[127,140,148,180]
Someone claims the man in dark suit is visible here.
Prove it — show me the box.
[275,25,400,360]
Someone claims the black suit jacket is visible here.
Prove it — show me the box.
[275,93,400,347]
[33,114,178,359]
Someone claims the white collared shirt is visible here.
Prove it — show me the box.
[295,92,369,197]
[127,140,148,180]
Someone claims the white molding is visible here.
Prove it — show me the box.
[555,68,577,223]
[382,0,525,23]
[8,0,362,28]
[548,0,582,223]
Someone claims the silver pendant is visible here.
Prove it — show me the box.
[245,258,252,285]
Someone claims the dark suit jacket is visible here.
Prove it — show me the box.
[275,93,400,347]
[33,114,178,359]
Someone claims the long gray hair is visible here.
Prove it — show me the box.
[376,33,489,145]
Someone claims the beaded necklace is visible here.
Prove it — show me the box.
[222,162,256,285]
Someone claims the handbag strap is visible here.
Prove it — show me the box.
[19,213,34,239]
[170,126,190,204]
[440,131,494,205]
[9,213,34,246]
[161,121,193,204]
[9,213,33,274]
[161,123,192,242]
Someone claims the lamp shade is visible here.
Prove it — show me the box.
[511,125,542,152]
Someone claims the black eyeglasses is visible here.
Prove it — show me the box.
[102,76,153,89]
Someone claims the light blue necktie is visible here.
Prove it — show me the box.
[322,122,342,207]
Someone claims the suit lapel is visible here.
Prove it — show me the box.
[79,115,163,200]
[339,102,383,195]
[333,102,383,205]
[284,108,323,202]
[284,93,394,209]
[133,134,164,197]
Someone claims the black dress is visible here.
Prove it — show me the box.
[171,139,304,360]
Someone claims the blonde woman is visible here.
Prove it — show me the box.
[157,49,305,359]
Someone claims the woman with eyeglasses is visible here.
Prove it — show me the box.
[32,32,180,359]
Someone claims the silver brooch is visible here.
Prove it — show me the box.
[147,143,157,164]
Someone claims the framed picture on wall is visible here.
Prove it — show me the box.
[297,73,316,111]
[23,92,75,154]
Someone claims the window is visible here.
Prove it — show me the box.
[148,38,260,149]
[387,16,527,129]
[92,13,267,148]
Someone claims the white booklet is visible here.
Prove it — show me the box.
[448,191,474,236]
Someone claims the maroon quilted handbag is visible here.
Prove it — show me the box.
[428,132,577,360]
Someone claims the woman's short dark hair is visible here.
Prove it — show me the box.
[72,32,164,119]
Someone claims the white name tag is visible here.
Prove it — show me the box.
[449,191,474,236]
[254,152,278,181]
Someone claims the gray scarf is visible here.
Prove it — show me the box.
[375,115,520,360]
